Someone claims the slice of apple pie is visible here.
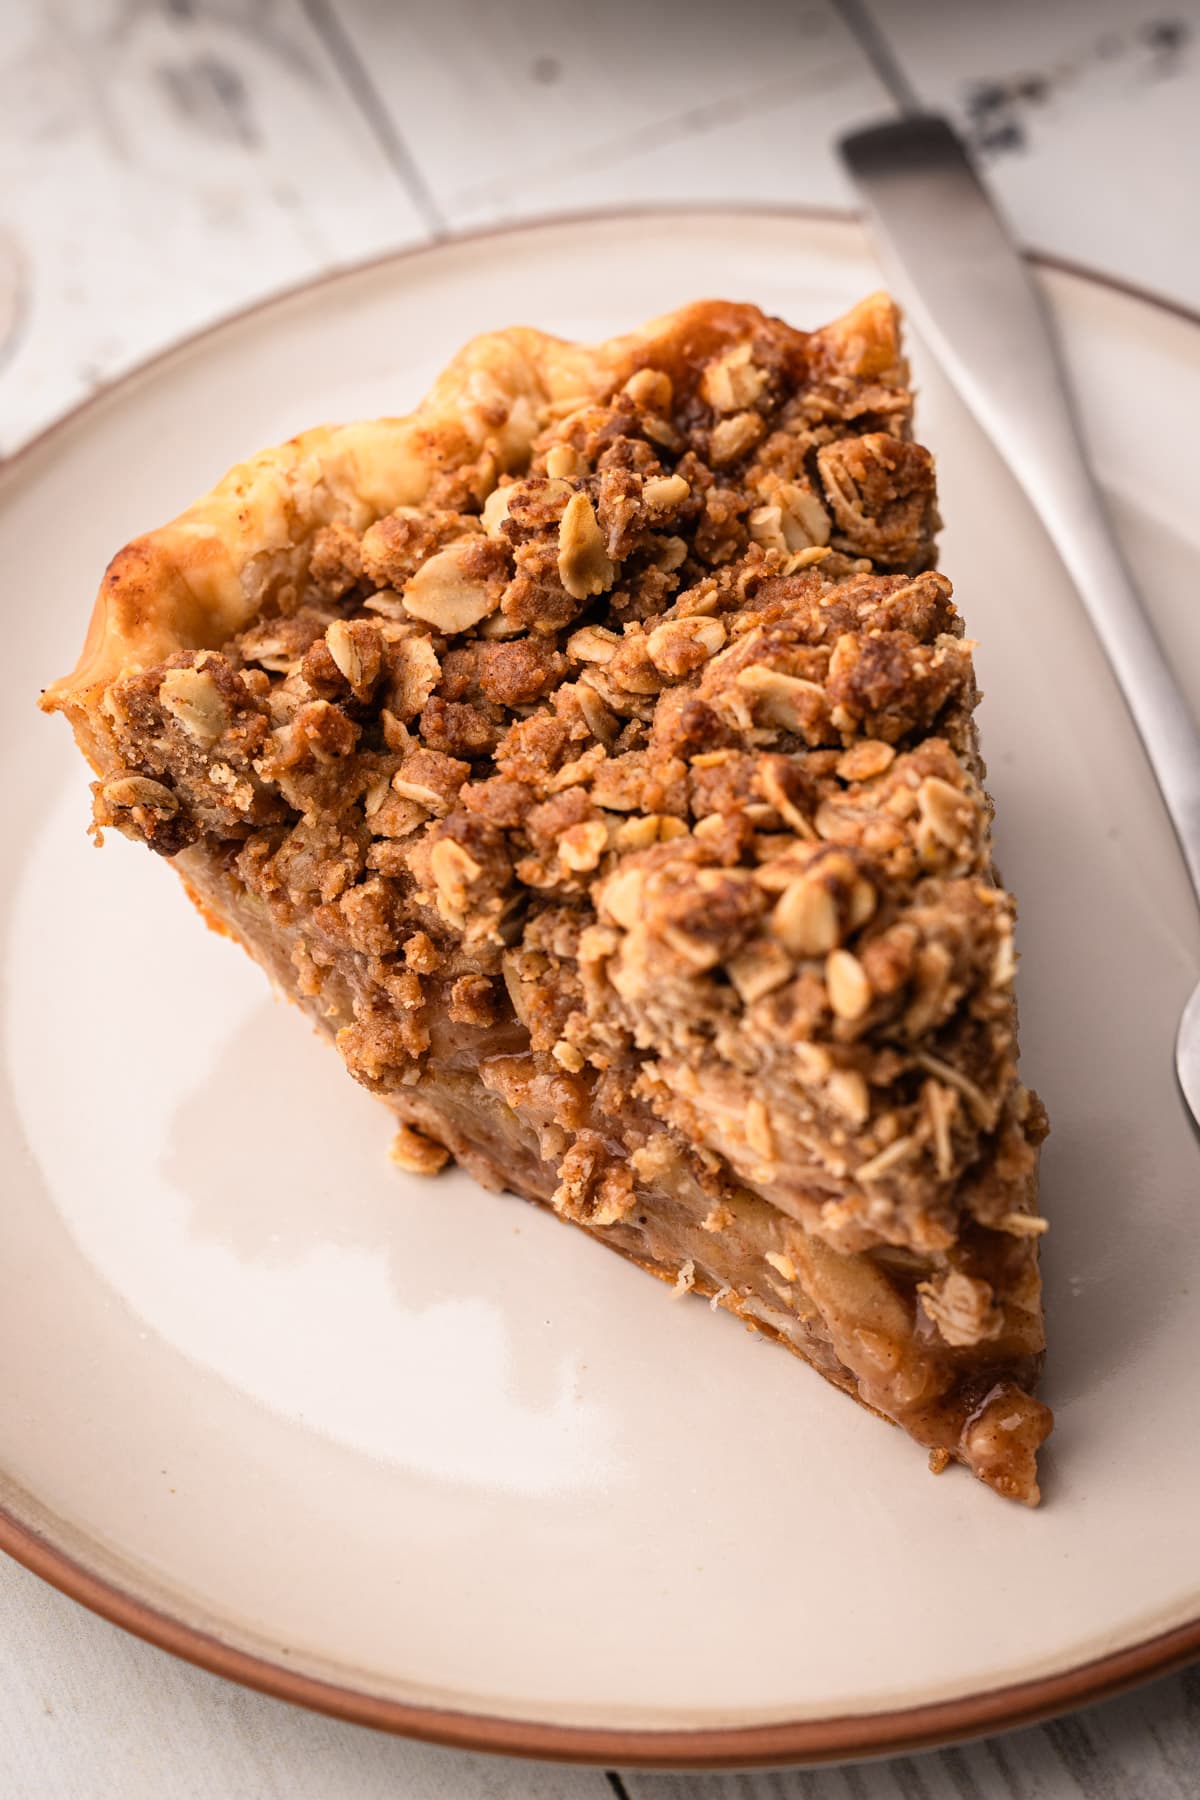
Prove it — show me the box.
[43,296,1051,1502]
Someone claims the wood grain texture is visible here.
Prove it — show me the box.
[328,0,888,225]
[0,0,428,450]
[856,0,1200,308]
[3,0,1200,1795]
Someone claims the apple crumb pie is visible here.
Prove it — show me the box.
[42,295,1052,1503]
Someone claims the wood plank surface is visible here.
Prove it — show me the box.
[0,0,427,449]
[328,0,889,224]
[860,0,1200,308]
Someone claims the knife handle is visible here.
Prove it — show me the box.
[842,116,1200,903]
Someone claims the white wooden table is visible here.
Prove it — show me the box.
[3,2,1198,1793]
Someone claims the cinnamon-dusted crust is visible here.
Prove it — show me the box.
[43,295,1052,1503]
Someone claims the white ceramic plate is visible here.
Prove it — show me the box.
[2,211,1198,1767]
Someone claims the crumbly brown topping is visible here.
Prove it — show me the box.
[91,310,1033,1237]
[87,302,1049,1498]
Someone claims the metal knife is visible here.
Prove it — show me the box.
[839,114,1200,1128]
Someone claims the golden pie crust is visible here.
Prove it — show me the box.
[43,295,1052,1503]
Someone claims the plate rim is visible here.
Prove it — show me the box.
[5,202,1199,1769]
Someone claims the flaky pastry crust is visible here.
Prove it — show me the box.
[45,299,902,759]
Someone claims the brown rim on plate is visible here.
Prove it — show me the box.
[5,205,1199,1768]
[4,1514,1200,1769]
